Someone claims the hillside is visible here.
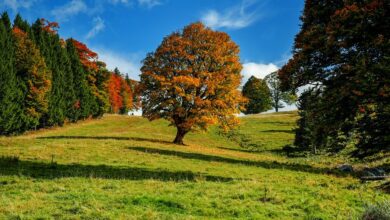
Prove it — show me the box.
[0,112,388,219]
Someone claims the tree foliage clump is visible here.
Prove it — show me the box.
[279,0,390,156]
[242,76,272,114]
[140,22,246,144]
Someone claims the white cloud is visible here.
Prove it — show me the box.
[85,17,105,39]
[51,0,87,21]
[108,0,132,6]
[94,48,141,80]
[0,0,36,12]
[201,0,259,29]
[109,0,129,4]
[138,0,161,8]
[241,62,279,84]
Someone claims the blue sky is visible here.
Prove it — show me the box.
[1,0,304,83]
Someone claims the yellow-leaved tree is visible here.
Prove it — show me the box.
[140,22,246,145]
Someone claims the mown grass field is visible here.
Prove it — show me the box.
[0,112,388,219]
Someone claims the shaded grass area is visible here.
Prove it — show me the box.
[0,156,234,182]
[38,135,173,145]
[128,146,347,177]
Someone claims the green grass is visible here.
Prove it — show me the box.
[0,112,388,219]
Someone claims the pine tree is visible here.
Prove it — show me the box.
[0,12,24,134]
[66,39,95,120]
[31,19,67,126]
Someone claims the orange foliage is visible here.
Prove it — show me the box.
[12,27,51,121]
[71,39,98,71]
[140,22,246,144]
[108,74,123,113]
[107,73,133,113]
[40,18,59,34]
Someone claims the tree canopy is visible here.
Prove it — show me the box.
[140,22,246,144]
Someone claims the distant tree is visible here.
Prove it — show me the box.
[140,22,246,145]
[264,71,296,112]
[119,74,133,114]
[108,72,123,113]
[242,76,272,114]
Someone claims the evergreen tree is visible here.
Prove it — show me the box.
[66,39,95,120]
[31,19,67,126]
[242,76,272,114]
[0,12,24,134]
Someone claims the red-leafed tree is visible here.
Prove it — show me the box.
[71,39,98,71]
[108,72,123,113]
[40,18,59,34]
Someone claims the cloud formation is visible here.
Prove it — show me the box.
[86,17,105,39]
[241,62,278,84]
[94,48,141,80]
[201,0,259,29]
[0,0,36,12]
[138,0,161,8]
[51,0,87,21]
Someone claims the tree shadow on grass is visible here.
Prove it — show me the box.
[128,146,351,178]
[261,129,294,134]
[259,121,295,126]
[217,146,262,154]
[0,156,233,182]
[38,136,173,145]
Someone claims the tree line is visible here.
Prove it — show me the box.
[0,12,138,135]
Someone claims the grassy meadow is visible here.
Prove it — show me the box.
[0,112,388,219]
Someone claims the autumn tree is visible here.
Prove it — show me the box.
[13,26,51,130]
[120,74,133,114]
[107,69,123,113]
[279,0,390,156]
[242,76,272,114]
[140,22,245,145]
[264,71,296,112]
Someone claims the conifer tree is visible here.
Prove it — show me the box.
[0,12,24,134]
[66,39,95,119]
[31,19,66,126]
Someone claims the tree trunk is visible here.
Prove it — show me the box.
[275,105,279,112]
[173,127,188,145]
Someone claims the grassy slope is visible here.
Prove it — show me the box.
[0,112,388,219]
